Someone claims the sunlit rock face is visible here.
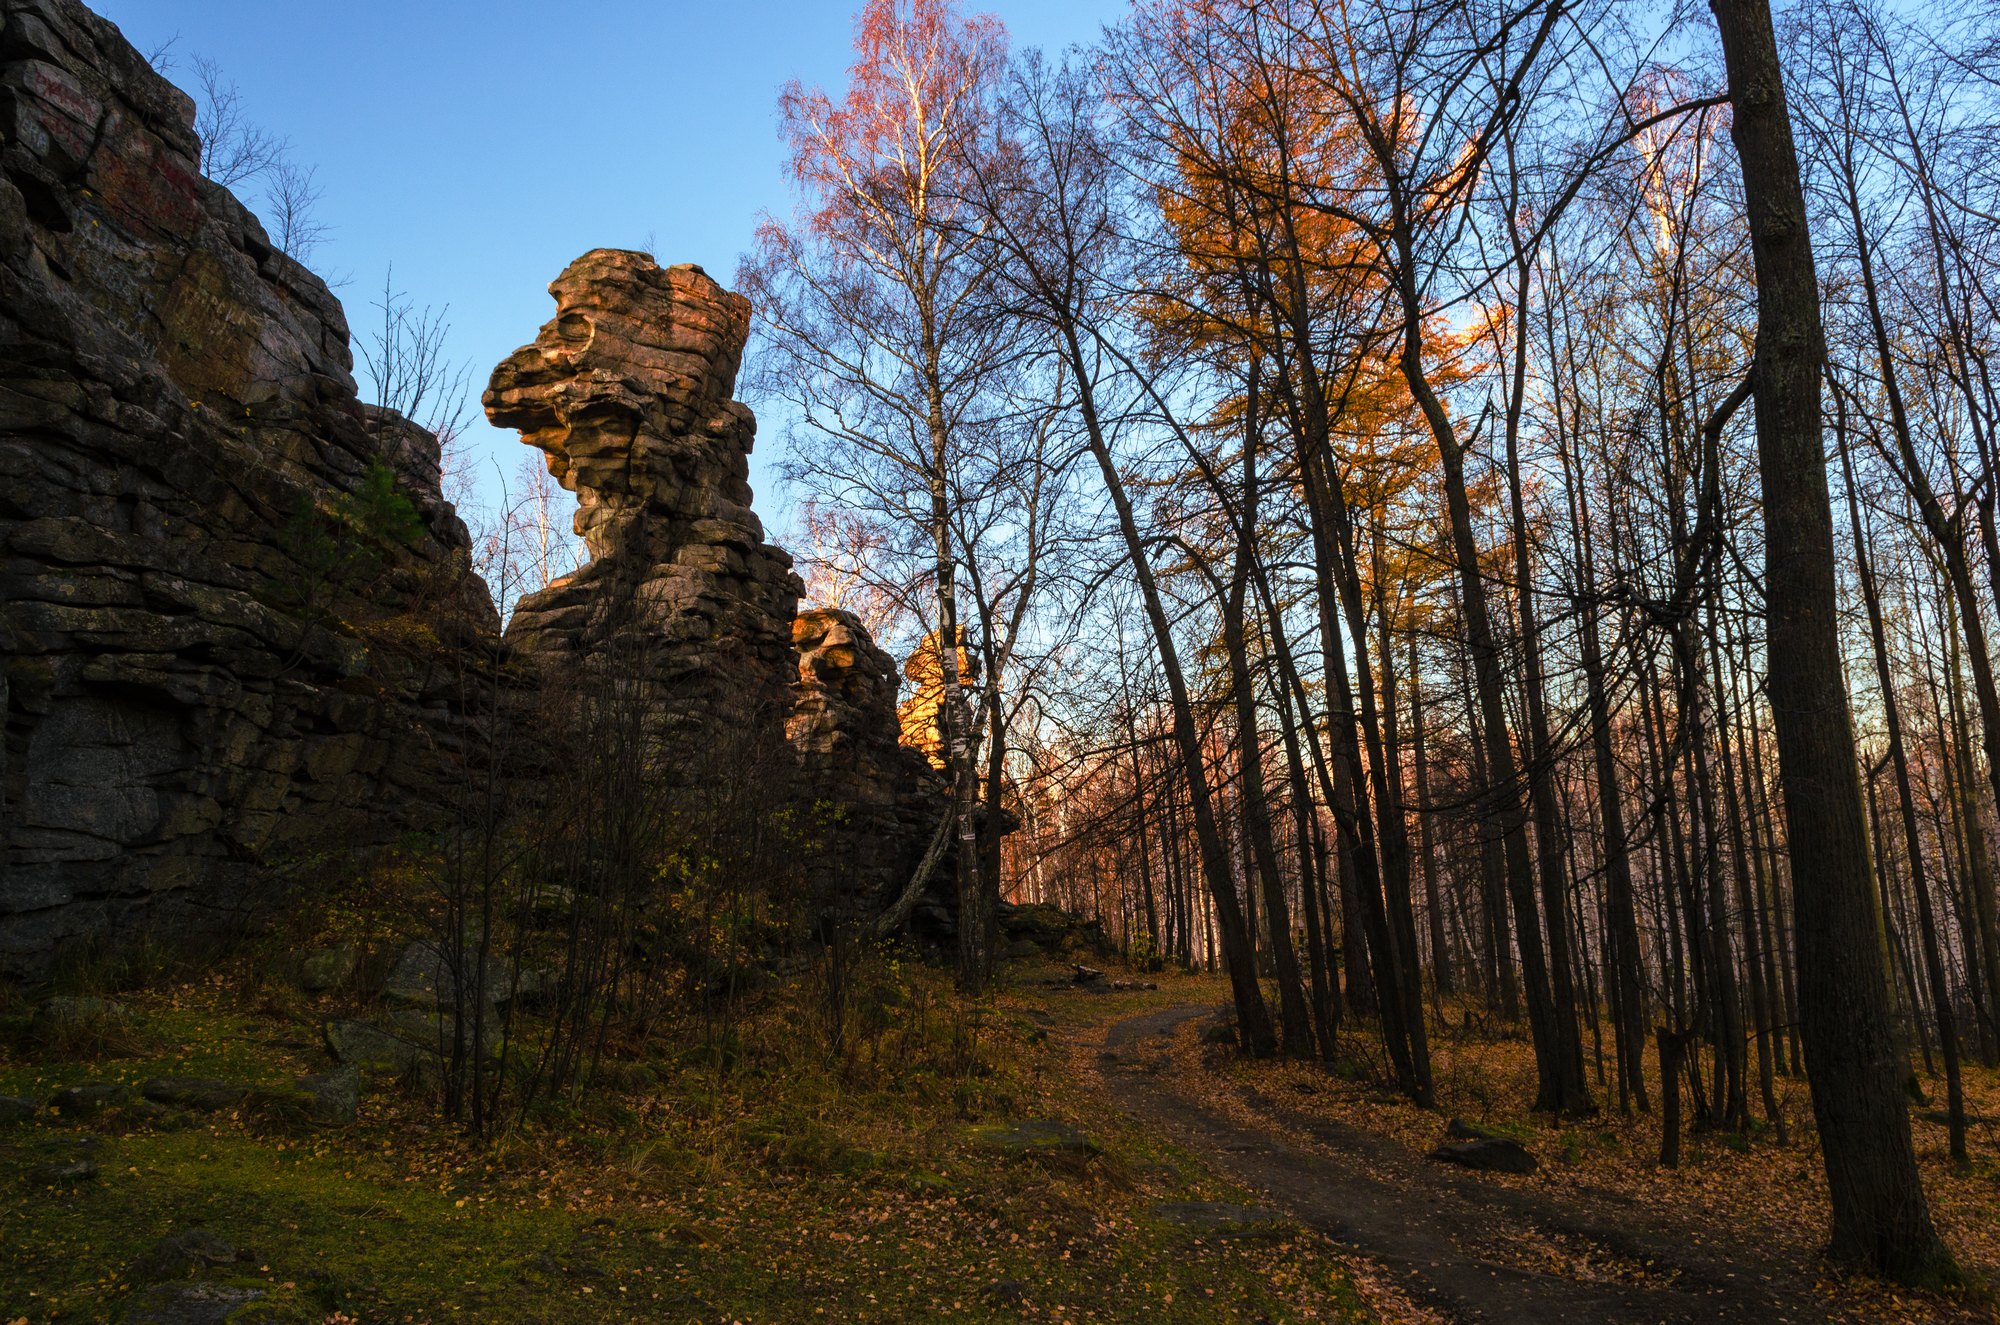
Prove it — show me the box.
[790,608,940,912]
[485,250,802,734]
[897,627,978,771]
[0,0,493,975]
[791,609,902,773]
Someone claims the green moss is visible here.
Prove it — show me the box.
[2,966,1375,1323]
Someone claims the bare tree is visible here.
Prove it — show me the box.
[155,51,330,266]
[262,160,328,264]
[794,499,918,643]
[358,267,471,451]
[1711,0,1954,1285]
[189,54,285,189]
[739,0,1017,993]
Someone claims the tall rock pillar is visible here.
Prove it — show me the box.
[484,250,802,734]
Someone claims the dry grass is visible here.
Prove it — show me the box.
[1,955,1382,1323]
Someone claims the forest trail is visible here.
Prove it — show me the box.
[1096,1004,1854,1325]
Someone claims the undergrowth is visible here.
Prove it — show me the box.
[0,950,1374,1323]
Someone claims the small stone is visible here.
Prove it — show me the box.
[120,1282,267,1324]
[1429,1138,1539,1174]
[49,1082,129,1116]
[985,1278,1029,1303]
[27,1157,98,1184]
[141,1078,249,1112]
[0,1095,37,1125]
[30,996,131,1043]
[135,1226,238,1281]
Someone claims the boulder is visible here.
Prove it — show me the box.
[49,1081,129,1116]
[290,946,360,993]
[1428,1138,1539,1174]
[322,1019,420,1076]
[296,1066,360,1125]
[998,902,1110,956]
[30,996,132,1042]
[384,938,497,1008]
[0,1095,39,1125]
[134,1226,239,1281]
[120,1282,269,1324]
[27,1157,99,1184]
[140,1078,248,1112]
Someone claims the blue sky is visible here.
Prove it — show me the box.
[92,0,1130,537]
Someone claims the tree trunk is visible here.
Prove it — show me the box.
[1064,322,1276,1055]
[1838,409,1966,1162]
[1408,644,1454,998]
[1710,0,1953,1281]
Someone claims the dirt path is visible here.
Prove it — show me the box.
[1097,1004,1844,1325]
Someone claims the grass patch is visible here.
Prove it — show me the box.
[2,955,1374,1322]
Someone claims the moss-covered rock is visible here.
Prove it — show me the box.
[968,1118,1100,1159]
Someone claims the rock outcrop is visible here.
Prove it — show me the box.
[483,256,946,913]
[1,0,965,975]
[0,0,492,974]
[898,626,978,770]
[485,250,801,737]
[791,607,937,910]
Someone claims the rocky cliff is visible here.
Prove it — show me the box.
[0,0,493,974]
[1,0,953,978]
[898,626,979,770]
